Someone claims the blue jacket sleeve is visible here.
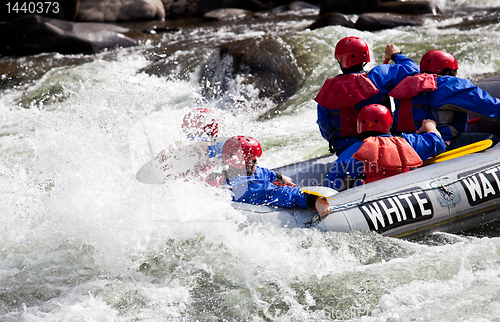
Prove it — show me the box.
[431,77,500,120]
[401,132,446,161]
[367,54,419,93]
[227,166,309,208]
[254,166,277,183]
[228,177,310,208]
[317,103,331,141]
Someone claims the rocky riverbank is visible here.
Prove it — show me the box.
[0,0,464,57]
[1,0,500,111]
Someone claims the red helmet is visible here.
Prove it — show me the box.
[420,50,458,74]
[222,136,262,170]
[182,108,218,137]
[335,37,370,69]
[357,104,392,134]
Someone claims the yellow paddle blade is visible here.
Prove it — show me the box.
[423,139,493,166]
[301,189,336,200]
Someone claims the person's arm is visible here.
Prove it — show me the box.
[368,45,419,93]
[314,197,332,217]
[230,177,331,215]
[273,170,296,187]
[255,166,278,183]
[280,175,296,187]
[256,164,298,188]
[431,77,500,121]
[301,191,331,217]
[317,104,332,141]
[237,181,306,207]
[403,120,446,160]
[415,119,442,136]
[385,44,401,61]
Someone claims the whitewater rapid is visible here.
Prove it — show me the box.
[2,3,500,321]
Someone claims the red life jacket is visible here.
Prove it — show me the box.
[315,73,380,137]
[388,73,437,133]
[352,136,422,184]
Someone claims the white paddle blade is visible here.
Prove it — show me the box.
[135,141,209,184]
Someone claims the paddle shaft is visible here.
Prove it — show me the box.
[422,139,492,166]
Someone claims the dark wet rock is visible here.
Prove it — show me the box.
[170,0,189,15]
[366,1,441,15]
[443,9,500,30]
[320,0,380,15]
[0,15,136,56]
[204,9,255,21]
[355,12,425,31]
[196,0,266,17]
[161,0,198,18]
[77,0,165,22]
[170,0,188,15]
[139,50,205,81]
[199,35,305,107]
[0,0,80,21]
[306,12,354,30]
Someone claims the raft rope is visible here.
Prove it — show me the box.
[334,163,500,210]
[309,162,500,225]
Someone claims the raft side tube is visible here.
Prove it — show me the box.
[233,145,500,238]
[321,145,500,237]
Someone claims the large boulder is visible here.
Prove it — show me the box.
[161,0,198,18]
[0,15,136,56]
[77,0,165,22]
[306,12,355,30]
[320,0,380,15]
[0,0,80,21]
[355,12,426,31]
[199,35,305,107]
[444,10,500,30]
[366,1,441,15]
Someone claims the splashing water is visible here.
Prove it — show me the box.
[2,2,500,320]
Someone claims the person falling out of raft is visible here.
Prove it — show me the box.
[315,36,420,156]
[152,107,224,185]
[389,49,500,151]
[326,104,446,191]
[181,107,224,158]
[181,107,228,186]
[221,136,332,217]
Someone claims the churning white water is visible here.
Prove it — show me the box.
[1,2,500,321]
